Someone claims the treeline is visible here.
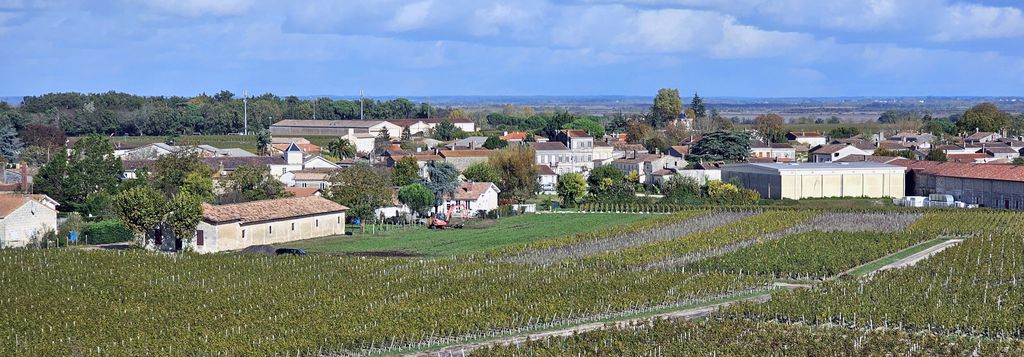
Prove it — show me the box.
[3,91,454,137]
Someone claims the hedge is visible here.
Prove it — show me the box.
[83,220,134,245]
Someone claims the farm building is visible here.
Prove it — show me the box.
[171,196,348,253]
[721,162,906,200]
[895,160,1024,210]
[0,194,59,248]
[270,120,402,139]
[443,182,500,217]
[438,149,492,171]
[809,144,871,163]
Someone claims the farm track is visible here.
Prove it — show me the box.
[404,235,955,357]
[646,213,924,270]
[504,211,757,266]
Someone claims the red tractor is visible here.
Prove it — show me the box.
[428,204,468,229]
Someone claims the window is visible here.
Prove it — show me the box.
[196,230,204,246]
[242,229,246,239]
[291,223,295,231]
[269,226,273,235]
[338,216,341,224]
[315,219,319,227]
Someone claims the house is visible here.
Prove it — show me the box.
[964,131,1001,144]
[529,130,598,176]
[283,168,337,189]
[896,160,1024,209]
[500,131,529,142]
[889,132,935,146]
[0,194,59,248]
[611,153,679,185]
[809,144,870,163]
[452,137,488,149]
[749,141,796,162]
[0,165,31,193]
[284,187,322,198]
[985,146,1020,160]
[176,196,348,253]
[270,143,321,156]
[388,118,476,135]
[117,143,256,160]
[444,182,500,217]
[270,119,402,139]
[946,153,991,163]
[721,162,906,200]
[438,149,492,171]
[787,131,827,146]
[536,165,558,194]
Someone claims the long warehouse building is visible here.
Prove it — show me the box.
[721,162,906,200]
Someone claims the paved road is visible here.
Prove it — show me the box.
[877,239,963,272]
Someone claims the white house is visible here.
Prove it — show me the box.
[174,196,348,253]
[271,119,402,139]
[0,194,59,248]
[809,144,870,163]
[388,118,476,135]
[536,165,558,194]
[750,141,797,162]
[444,182,500,217]
[788,131,828,147]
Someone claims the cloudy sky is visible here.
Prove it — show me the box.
[1,0,1023,97]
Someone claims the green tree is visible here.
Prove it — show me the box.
[556,173,586,207]
[220,165,290,203]
[181,172,215,203]
[392,156,421,186]
[753,113,786,143]
[587,165,625,195]
[1013,157,1024,165]
[150,152,211,195]
[463,161,501,183]
[255,129,272,156]
[925,148,947,162]
[0,122,23,162]
[686,131,751,162]
[489,145,537,201]
[34,151,69,203]
[424,161,459,210]
[922,118,956,136]
[690,92,707,119]
[373,129,392,157]
[662,175,703,205]
[826,126,861,139]
[327,138,356,159]
[112,184,165,246]
[433,120,457,141]
[563,117,606,138]
[483,135,508,150]
[327,164,393,223]
[543,112,576,139]
[65,135,123,213]
[957,102,1011,134]
[397,183,434,218]
[651,88,682,127]
[164,191,203,246]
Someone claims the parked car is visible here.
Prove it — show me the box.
[274,248,307,256]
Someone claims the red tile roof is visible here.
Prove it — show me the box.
[562,129,590,138]
[202,196,347,225]
[946,153,990,162]
[439,149,492,158]
[535,165,556,176]
[893,160,1024,182]
[284,187,322,198]
[449,182,499,201]
[500,132,529,140]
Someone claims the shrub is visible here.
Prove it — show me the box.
[83,220,135,245]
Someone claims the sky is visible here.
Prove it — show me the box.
[1,0,1023,98]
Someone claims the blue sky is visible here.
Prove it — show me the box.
[1,0,1023,97]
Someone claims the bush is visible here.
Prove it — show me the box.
[83,220,135,245]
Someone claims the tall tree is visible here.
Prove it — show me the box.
[255,129,271,156]
[957,102,1011,134]
[483,135,508,150]
[327,164,393,223]
[489,145,537,201]
[219,165,290,204]
[392,156,421,186]
[0,122,23,162]
[112,184,165,246]
[690,92,707,119]
[34,151,69,203]
[463,161,501,183]
[150,152,211,195]
[424,161,459,210]
[753,113,786,143]
[65,135,123,212]
[556,172,586,207]
[651,88,683,127]
[327,138,356,159]
[587,165,625,195]
[563,117,606,138]
[686,131,751,162]
[164,191,203,245]
[397,183,434,218]
[181,172,215,203]
[433,120,457,141]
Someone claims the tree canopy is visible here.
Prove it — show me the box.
[686,131,751,162]
[651,88,682,127]
[753,113,786,143]
[327,164,393,222]
[957,102,1010,134]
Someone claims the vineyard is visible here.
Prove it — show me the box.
[1,208,1022,354]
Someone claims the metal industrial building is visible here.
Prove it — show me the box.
[895,160,1024,210]
[721,162,906,200]
[270,120,402,138]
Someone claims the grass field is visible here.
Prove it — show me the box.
[279,213,655,257]
[93,135,259,152]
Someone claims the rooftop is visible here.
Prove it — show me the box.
[894,160,1024,183]
[439,149,492,158]
[202,196,347,225]
[528,142,569,151]
[271,119,388,128]
[450,182,499,201]
[723,161,905,173]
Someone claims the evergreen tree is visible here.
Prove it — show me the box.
[690,92,707,119]
[0,122,23,162]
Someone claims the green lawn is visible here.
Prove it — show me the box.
[280,213,655,257]
[94,135,259,152]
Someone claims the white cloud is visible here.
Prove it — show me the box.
[387,0,434,32]
[931,4,1024,41]
[142,0,253,17]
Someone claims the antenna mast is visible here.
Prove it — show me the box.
[359,90,364,120]
[242,89,249,135]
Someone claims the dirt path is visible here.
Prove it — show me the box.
[876,239,962,272]
[408,286,796,357]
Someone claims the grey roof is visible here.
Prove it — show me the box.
[722,161,905,174]
[271,119,388,128]
[454,137,488,147]
[528,142,568,151]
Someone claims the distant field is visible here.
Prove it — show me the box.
[280,213,654,257]
[88,135,259,152]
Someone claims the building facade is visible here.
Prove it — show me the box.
[181,196,348,253]
[0,195,59,248]
[721,162,906,200]
[897,160,1024,210]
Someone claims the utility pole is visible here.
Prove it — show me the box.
[313,97,317,120]
[242,89,249,135]
[359,90,364,120]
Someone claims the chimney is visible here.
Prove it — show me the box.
[503,131,508,136]
[976,128,980,133]
[19,164,28,193]
[348,128,354,136]
[416,147,422,153]
[469,141,475,150]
